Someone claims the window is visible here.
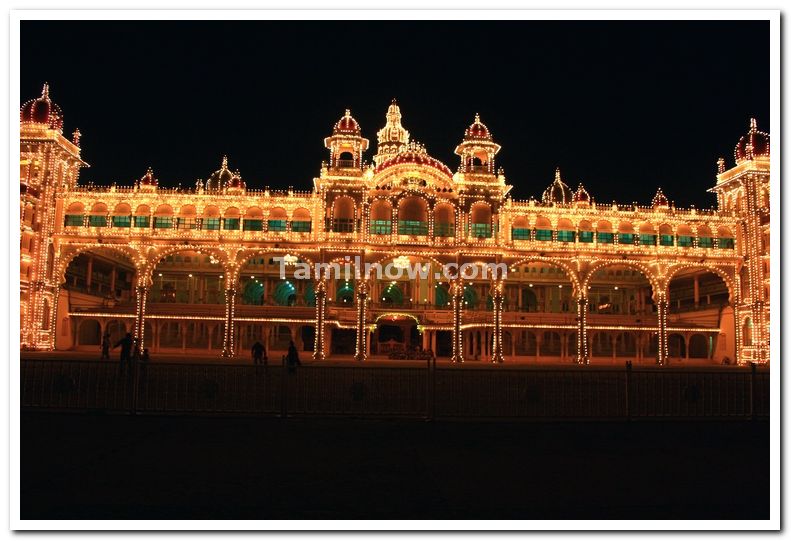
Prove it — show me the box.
[332,218,355,233]
[370,220,392,235]
[112,215,131,228]
[698,236,714,248]
[557,230,575,242]
[398,220,428,235]
[134,215,150,228]
[204,218,220,231]
[88,215,107,227]
[268,219,287,232]
[64,214,83,227]
[578,231,594,243]
[639,234,656,246]
[434,223,455,237]
[291,220,311,233]
[243,219,263,231]
[659,234,674,246]
[677,235,694,247]
[535,229,552,241]
[470,223,492,238]
[153,216,173,229]
[512,227,531,240]
[719,237,735,249]
[223,217,240,230]
[176,217,199,230]
[618,233,635,244]
[597,232,614,244]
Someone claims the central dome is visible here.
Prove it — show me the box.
[542,168,573,205]
[333,109,361,135]
[20,83,63,132]
[206,156,235,191]
[374,142,452,177]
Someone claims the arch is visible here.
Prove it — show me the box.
[585,262,658,317]
[688,334,709,358]
[742,317,753,346]
[224,206,241,218]
[534,215,552,241]
[470,202,492,238]
[539,331,562,356]
[112,203,131,215]
[203,205,221,218]
[89,202,108,214]
[56,244,141,287]
[584,260,660,298]
[178,204,197,217]
[397,196,429,235]
[336,280,356,304]
[242,279,265,305]
[293,207,311,221]
[267,207,288,232]
[463,285,479,309]
[370,198,393,235]
[511,215,530,240]
[291,207,312,233]
[510,256,582,297]
[41,299,50,331]
[434,283,450,307]
[697,224,714,248]
[557,217,575,242]
[665,264,736,304]
[268,207,287,220]
[78,319,101,346]
[433,202,456,237]
[273,280,297,306]
[66,202,85,214]
[380,282,404,305]
[154,204,173,216]
[332,196,356,232]
[668,333,686,357]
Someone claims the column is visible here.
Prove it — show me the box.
[450,278,464,363]
[133,285,148,349]
[110,266,117,296]
[656,293,669,365]
[86,255,94,290]
[684,333,690,360]
[693,275,700,309]
[222,287,237,357]
[491,279,505,363]
[354,279,369,361]
[431,331,437,355]
[422,330,430,351]
[313,279,327,361]
[611,335,617,362]
[576,296,589,364]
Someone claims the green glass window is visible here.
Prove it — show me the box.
[88,215,107,227]
[639,234,657,246]
[618,233,635,244]
[718,237,735,249]
[153,216,173,229]
[470,223,492,238]
[267,219,287,232]
[557,230,575,242]
[398,220,428,235]
[64,214,83,227]
[578,231,594,243]
[659,234,674,246]
[204,218,220,230]
[698,237,714,248]
[434,223,454,237]
[176,217,198,230]
[223,217,240,230]
[677,235,694,247]
[332,218,355,233]
[291,220,311,233]
[535,229,553,241]
[243,219,263,231]
[133,215,150,228]
[111,215,131,228]
[512,227,531,240]
[370,220,392,235]
[597,232,614,244]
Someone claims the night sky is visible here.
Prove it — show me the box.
[21,20,769,208]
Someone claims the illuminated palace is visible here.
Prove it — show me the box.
[20,86,771,364]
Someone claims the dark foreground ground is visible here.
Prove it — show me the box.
[21,413,768,520]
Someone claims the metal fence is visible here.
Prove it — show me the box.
[20,359,769,420]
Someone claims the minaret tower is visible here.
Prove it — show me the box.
[20,83,88,349]
[454,113,501,175]
[323,109,369,173]
[709,118,770,364]
[373,99,410,166]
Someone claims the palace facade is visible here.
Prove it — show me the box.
[20,86,771,364]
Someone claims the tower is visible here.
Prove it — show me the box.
[709,118,770,363]
[454,113,501,175]
[323,109,369,172]
[20,83,88,349]
[373,99,410,166]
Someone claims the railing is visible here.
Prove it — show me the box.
[21,359,769,420]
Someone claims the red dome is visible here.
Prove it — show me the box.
[226,173,246,190]
[464,113,492,140]
[573,184,591,204]
[20,83,63,132]
[652,187,669,208]
[374,143,453,177]
[333,109,361,135]
[734,118,769,162]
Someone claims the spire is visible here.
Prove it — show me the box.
[221,155,228,169]
[474,112,481,123]
[750,117,757,131]
[652,187,669,208]
[717,156,725,174]
[554,167,562,183]
[41,82,49,98]
[375,99,410,166]
[72,128,81,146]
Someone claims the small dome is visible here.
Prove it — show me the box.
[333,109,361,135]
[139,167,158,188]
[573,184,591,205]
[652,187,669,208]
[20,83,64,132]
[542,168,573,205]
[464,113,492,140]
[734,118,769,163]
[206,156,235,191]
[226,171,246,192]
[374,141,453,177]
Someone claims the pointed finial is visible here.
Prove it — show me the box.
[717,156,725,174]
[554,167,561,183]
[391,97,397,104]
[221,155,228,169]
[474,112,481,123]
[750,117,757,130]
[41,82,49,98]
[72,128,81,146]
[344,108,351,117]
